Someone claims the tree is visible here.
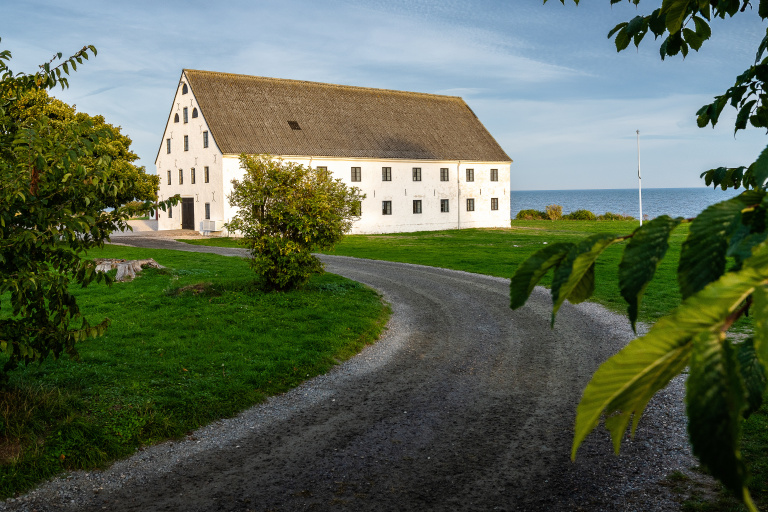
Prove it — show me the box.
[510,2,768,509]
[226,154,364,291]
[0,38,175,380]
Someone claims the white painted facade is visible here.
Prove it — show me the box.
[155,75,511,235]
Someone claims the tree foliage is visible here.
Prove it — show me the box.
[226,155,364,291]
[515,2,768,509]
[0,38,175,379]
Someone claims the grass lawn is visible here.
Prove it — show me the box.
[185,220,764,510]
[0,245,389,499]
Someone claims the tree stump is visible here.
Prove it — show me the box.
[93,258,165,282]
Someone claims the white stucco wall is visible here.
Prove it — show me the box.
[155,74,224,232]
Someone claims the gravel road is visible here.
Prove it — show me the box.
[1,237,698,511]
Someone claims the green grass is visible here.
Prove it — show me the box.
[0,245,389,498]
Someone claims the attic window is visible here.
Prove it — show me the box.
[192,108,198,118]
[288,120,301,130]
[182,83,188,94]
[174,113,179,123]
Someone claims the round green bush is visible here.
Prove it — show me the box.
[563,209,596,221]
[597,212,636,221]
[515,209,547,220]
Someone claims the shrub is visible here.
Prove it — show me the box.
[563,209,597,221]
[545,204,563,220]
[597,212,636,221]
[515,209,547,220]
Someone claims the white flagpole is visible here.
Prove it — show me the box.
[637,129,643,226]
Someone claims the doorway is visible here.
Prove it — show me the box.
[181,198,195,230]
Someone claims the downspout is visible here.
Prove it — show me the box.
[456,161,461,230]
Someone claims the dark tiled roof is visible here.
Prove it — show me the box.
[183,70,511,162]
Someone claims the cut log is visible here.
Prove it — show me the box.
[93,258,165,282]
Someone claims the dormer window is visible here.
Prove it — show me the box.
[192,108,198,118]
[182,83,188,94]
[174,113,179,123]
[288,120,301,130]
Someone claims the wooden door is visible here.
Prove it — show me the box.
[181,198,195,230]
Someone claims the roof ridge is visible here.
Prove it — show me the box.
[182,69,465,102]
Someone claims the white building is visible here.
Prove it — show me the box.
[155,70,512,234]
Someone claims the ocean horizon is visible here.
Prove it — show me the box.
[509,187,743,220]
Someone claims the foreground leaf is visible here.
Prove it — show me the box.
[619,215,682,331]
[687,333,750,503]
[509,242,573,310]
[735,338,766,418]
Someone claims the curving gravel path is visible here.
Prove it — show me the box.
[1,237,698,511]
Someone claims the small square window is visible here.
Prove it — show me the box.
[412,167,421,181]
[466,198,475,212]
[351,167,361,182]
[466,168,474,182]
[184,135,189,151]
[167,169,171,185]
[191,167,196,184]
[440,168,449,181]
[183,107,188,124]
[205,203,211,220]
[317,166,328,172]
[166,138,171,154]
[382,167,392,181]
[382,200,392,215]
[491,198,499,210]
[440,199,449,213]
[203,131,209,148]
[491,168,499,182]
[204,166,210,183]
[179,169,184,185]
[413,200,422,214]
[288,120,301,130]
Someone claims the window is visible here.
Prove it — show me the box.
[174,113,179,123]
[167,169,171,185]
[203,131,209,148]
[440,168,449,181]
[184,135,189,151]
[491,168,499,182]
[466,198,475,212]
[466,168,474,182]
[351,167,361,182]
[412,167,422,181]
[491,198,499,211]
[191,167,196,184]
[317,166,327,172]
[166,138,171,154]
[352,200,362,216]
[382,167,392,181]
[205,203,211,220]
[288,120,301,130]
[204,166,210,183]
[192,108,198,118]
[183,107,188,124]
[441,199,450,213]
[168,206,172,218]
[179,169,184,185]
[182,83,188,94]
[413,200,422,214]
[382,201,392,215]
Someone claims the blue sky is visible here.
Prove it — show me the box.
[5,0,767,190]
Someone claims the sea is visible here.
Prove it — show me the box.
[509,187,744,220]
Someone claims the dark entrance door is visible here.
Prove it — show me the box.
[181,198,195,230]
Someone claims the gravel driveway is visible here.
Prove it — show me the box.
[2,237,697,511]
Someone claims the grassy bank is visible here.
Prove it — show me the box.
[0,245,389,498]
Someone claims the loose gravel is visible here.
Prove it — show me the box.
[0,239,705,511]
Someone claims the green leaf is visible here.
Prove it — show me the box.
[760,0,768,19]
[551,234,619,325]
[619,215,683,331]
[753,286,768,368]
[735,338,766,417]
[750,143,768,189]
[661,0,691,33]
[509,242,573,310]
[692,15,712,40]
[735,100,757,132]
[687,333,749,498]
[573,241,768,461]
[607,22,628,39]
[615,28,631,52]
[678,191,765,299]
[683,28,704,51]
